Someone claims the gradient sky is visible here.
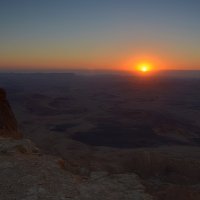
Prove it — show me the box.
[0,0,200,71]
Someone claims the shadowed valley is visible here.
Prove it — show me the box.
[0,72,200,199]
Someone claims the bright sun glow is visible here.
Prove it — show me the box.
[137,63,152,73]
[141,66,148,72]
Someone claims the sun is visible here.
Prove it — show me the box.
[137,63,152,73]
[141,66,148,72]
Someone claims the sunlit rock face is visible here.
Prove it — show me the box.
[0,88,22,139]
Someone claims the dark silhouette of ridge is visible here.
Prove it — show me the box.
[0,88,22,139]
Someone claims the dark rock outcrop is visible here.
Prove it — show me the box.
[0,88,22,139]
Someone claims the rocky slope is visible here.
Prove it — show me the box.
[0,87,152,199]
[1,86,200,199]
[0,88,22,139]
[0,138,152,200]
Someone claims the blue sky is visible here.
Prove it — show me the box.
[0,0,200,70]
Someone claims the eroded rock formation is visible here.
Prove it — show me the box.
[0,88,22,139]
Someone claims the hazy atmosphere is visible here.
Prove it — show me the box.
[1,0,200,71]
[1,1,200,200]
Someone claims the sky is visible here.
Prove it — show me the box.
[0,0,200,71]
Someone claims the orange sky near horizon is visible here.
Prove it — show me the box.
[0,51,199,72]
[1,1,200,72]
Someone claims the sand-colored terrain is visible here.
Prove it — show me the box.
[1,73,200,199]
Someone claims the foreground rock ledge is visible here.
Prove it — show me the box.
[0,138,152,200]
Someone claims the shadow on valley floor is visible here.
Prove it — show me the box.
[70,109,200,148]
